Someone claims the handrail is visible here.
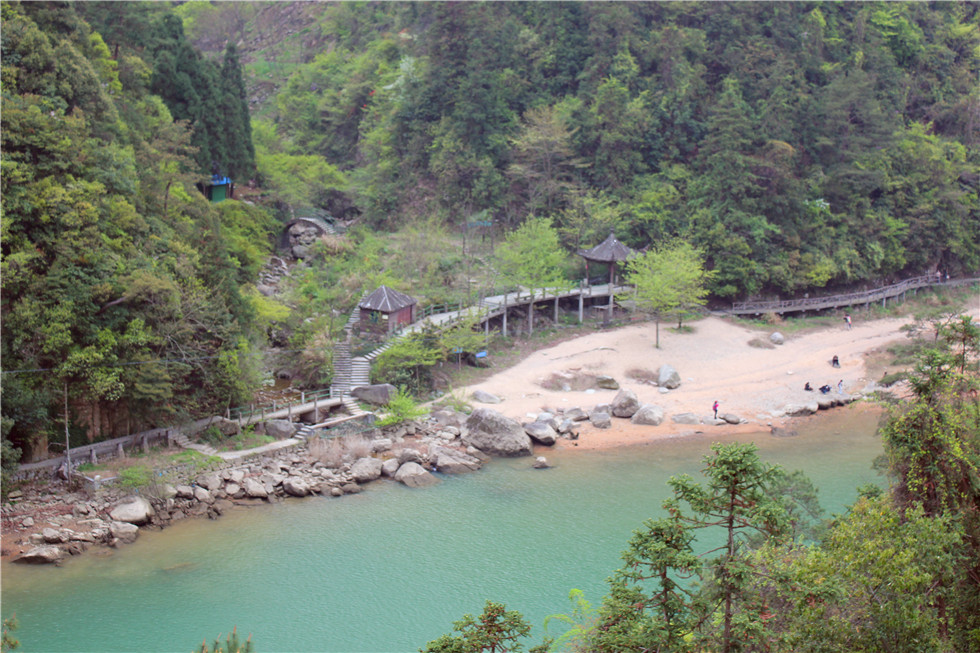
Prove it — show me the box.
[730,275,978,315]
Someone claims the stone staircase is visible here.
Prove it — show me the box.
[171,432,219,457]
[294,423,317,441]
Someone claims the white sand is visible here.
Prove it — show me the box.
[456,310,976,450]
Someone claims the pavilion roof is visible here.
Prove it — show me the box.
[359,285,417,312]
[577,231,634,262]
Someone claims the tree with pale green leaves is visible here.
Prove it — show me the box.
[620,240,713,348]
[494,217,569,336]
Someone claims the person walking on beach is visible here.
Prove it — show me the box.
[713,400,719,419]
[844,313,852,330]
[837,379,844,393]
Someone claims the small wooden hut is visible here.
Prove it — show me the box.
[358,286,417,334]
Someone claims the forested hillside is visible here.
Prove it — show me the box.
[190,1,978,297]
[1,1,276,461]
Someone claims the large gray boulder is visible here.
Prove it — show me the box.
[381,458,401,477]
[631,404,665,426]
[720,413,742,425]
[350,457,384,483]
[243,477,269,498]
[352,384,397,406]
[282,477,310,497]
[770,332,785,345]
[611,389,640,418]
[193,486,214,505]
[783,403,818,417]
[395,462,440,487]
[110,521,140,544]
[564,407,588,422]
[397,448,425,465]
[109,497,154,525]
[657,365,681,389]
[263,419,297,440]
[462,408,533,457]
[590,412,612,429]
[15,545,65,564]
[471,389,503,404]
[430,446,483,474]
[524,422,557,446]
[671,412,700,424]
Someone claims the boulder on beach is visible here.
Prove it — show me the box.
[110,521,140,544]
[15,545,65,565]
[657,365,681,389]
[395,462,440,487]
[671,412,699,425]
[430,446,483,474]
[631,404,665,426]
[462,408,533,457]
[611,389,640,418]
[564,407,588,422]
[590,412,612,429]
[770,332,785,345]
[282,477,310,497]
[243,478,269,498]
[350,457,384,483]
[109,497,154,525]
[720,413,741,425]
[524,421,557,446]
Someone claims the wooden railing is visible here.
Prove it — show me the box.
[730,275,978,315]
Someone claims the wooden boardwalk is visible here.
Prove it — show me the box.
[729,275,978,316]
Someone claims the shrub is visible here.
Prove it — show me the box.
[375,387,428,427]
[195,627,253,653]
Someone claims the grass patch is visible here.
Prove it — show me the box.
[748,337,776,349]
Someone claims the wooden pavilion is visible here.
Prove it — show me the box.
[578,231,634,321]
[358,285,417,335]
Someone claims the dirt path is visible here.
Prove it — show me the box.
[456,311,975,450]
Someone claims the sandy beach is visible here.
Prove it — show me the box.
[454,311,976,450]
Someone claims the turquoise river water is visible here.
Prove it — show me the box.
[1,406,884,653]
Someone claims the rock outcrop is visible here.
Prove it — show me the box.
[462,408,533,457]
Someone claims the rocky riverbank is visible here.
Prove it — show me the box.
[1,405,562,565]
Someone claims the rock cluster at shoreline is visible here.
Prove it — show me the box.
[3,382,868,565]
[2,408,558,565]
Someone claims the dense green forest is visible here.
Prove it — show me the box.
[2,1,978,459]
[225,0,979,297]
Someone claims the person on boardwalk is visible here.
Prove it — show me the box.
[713,400,719,419]
[844,313,852,330]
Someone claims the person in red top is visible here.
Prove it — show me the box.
[713,401,719,419]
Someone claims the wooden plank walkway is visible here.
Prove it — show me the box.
[729,275,979,316]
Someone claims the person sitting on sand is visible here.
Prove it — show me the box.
[804,382,813,391]
[832,355,840,368]
[820,384,832,394]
